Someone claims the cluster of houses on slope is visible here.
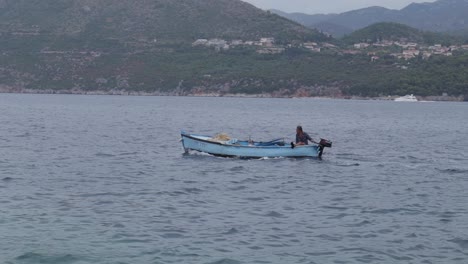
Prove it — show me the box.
[352,40,468,60]
[192,37,339,54]
[193,37,468,61]
[192,37,285,54]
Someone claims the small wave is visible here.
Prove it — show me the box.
[362,208,419,214]
[336,153,375,162]
[448,238,468,249]
[168,191,188,196]
[206,258,242,264]
[317,234,342,242]
[406,244,426,251]
[229,166,245,172]
[160,233,186,239]
[436,168,468,175]
[319,180,333,184]
[229,186,247,191]
[340,247,413,261]
[76,192,130,198]
[182,187,203,194]
[113,223,125,228]
[248,246,263,250]
[14,132,31,138]
[118,152,138,156]
[346,220,372,227]
[398,155,427,163]
[182,151,216,158]
[244,197,264,201]
[95,200,114,205]
[95,152,116,157]
[439,211,457,218]
[15,252,80,263]
[2,177,13,181]
[305,251,336,256]
[257,157,286,160]
[264,211,286,218]
[377,228,394,234]
[238,177,260,184]
[335,163,360,167]
[223,228,239,235]
[321,206,349,211]
[183,180,198,184]
[327,213,349,219]
[115,238,153,243]
[215,248,232,253]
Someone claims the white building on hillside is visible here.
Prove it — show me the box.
[354,43,370,49]
[259,37,275,47]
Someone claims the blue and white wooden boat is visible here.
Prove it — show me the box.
[181,132,332,158]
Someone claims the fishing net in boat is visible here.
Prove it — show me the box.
[212,133,231,141]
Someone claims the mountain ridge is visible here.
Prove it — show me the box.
[341,22,461,45]
[0,0,326,43]
[271,0,468,37]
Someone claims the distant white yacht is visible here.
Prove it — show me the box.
[395,94,418,102]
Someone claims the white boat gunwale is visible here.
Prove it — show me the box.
[182,133,290,148]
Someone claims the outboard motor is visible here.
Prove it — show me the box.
[318,138,332,158]
[319,138,332,148]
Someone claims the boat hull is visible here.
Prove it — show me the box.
[395,94,418,102]
[181,133,323,158]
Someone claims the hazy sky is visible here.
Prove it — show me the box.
[243,0,437,14]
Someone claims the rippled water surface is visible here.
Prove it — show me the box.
[1,94,468,264]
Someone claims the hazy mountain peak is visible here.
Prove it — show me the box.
[273,0,468,37]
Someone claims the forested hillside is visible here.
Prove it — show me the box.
[0,0,467,100]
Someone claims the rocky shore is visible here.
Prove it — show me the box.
[0,86,465,102]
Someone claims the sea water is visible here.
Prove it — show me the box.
[1,94,467,263]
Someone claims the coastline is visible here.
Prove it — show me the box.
[0,87,465,102]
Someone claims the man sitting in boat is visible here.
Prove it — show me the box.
[295,125,314,145]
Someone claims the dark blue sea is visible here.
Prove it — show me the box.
[1,94,467,264]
